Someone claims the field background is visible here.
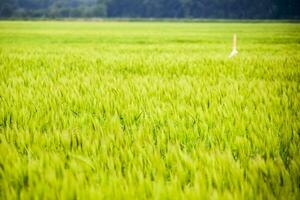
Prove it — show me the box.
[0,21,300,199]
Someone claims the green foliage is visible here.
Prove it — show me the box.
[0,21,300,199]
[0,0,299,18]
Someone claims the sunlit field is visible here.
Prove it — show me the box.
[0,21,299,199]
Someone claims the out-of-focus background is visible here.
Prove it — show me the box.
[0,0,299,19]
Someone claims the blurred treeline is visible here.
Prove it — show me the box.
[0,0,299,19]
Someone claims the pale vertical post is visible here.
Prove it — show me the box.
[229,33,238,58]
[233,33,237,51]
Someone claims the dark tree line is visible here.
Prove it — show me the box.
[0,0,299,19]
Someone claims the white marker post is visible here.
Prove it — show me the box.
[228,33,238,58]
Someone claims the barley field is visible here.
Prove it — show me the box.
[0,21,299,199]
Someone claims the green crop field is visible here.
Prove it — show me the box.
[0,21,299,199]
